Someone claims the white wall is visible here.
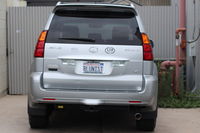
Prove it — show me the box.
[0,0,7,97]
[0,0,27,97]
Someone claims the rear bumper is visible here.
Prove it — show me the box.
[29,72,158,110]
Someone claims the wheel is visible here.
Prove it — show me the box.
[136,118,156,131]
[29,115,49,128]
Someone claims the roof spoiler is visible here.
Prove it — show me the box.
[56,0,143,6]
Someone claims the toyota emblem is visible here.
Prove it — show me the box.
[105,47,115,54]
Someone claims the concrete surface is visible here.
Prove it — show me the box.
[0,95,200,133]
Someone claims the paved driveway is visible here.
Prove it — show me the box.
[0,95,200,133]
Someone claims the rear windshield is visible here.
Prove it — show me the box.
[46,10,142,45]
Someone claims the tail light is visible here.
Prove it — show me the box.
[34,30,48,57]
[141,33,153,61]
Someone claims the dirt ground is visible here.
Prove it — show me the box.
[0,95,200,133]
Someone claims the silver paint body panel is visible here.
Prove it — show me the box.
[29,3,158,111]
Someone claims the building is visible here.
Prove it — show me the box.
[0,0,26,97]
[25,0,171,6]
[0,0,7,97]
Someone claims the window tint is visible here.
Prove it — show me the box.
[46,10,142,45]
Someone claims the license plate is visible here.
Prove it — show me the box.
[83,62,104,74]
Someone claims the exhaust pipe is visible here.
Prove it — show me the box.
[135,113,142,120]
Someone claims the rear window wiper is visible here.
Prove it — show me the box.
[58,37,95,42]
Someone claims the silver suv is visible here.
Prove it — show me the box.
[28,2,158,131]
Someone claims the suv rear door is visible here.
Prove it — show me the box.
[42,5,144,92]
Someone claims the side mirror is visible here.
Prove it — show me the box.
[150,40,154,48]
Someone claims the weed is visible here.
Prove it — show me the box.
[156,61,200,108]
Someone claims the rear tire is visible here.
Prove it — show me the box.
[136,118,156,131]
[29,115,49,129]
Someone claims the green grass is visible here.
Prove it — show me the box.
[156,61,200,108]
[158,94,200,108]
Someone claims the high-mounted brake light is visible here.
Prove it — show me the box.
[34,30,48,57]
[141,33,153,61]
